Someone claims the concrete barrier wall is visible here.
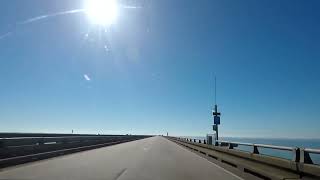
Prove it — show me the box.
[0,134,152,168]
[0,133,128,138]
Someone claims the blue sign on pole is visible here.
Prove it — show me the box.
[214,116,220,125]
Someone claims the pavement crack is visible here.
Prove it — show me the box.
[114,168,127,180]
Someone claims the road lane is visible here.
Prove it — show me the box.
[0,136,241,180]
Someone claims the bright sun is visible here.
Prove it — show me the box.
[85,0,118,26]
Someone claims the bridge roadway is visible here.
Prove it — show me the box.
[0,136,242,180]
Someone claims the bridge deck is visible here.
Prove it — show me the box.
[0,136,241,180]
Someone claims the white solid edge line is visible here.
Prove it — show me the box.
[171,140,245,180]
[192,150,245,180]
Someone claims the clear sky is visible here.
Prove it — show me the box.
[0,0,320,138]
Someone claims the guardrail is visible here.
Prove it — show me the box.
[184,138,320,165]
[300,148,320,165]
[216,140,299,162]
[216,140,320,165]
[0,134,151,168]
[169,137,320,179]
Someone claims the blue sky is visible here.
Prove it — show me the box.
[0,0,320,138]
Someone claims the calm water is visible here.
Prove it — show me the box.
[183,136,320,165]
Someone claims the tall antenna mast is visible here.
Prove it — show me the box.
[214,76,217,105]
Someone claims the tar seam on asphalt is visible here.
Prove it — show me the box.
[114,168,127,180]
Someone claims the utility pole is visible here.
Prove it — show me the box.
[212,76,221,142]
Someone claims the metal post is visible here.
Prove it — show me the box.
[216,125,218,141]
[211,76,221,144]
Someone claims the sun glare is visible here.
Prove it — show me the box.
[85,0,118,26]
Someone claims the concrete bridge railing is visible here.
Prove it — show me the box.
[215,140,320,164]
[168,137,320,180]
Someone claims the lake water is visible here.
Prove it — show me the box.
[182,136,320,165]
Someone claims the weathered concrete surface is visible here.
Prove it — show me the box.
[0,136,241,180]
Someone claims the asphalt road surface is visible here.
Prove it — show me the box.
[0,136,242,180]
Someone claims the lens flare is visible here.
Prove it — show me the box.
[85,0,118,26]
